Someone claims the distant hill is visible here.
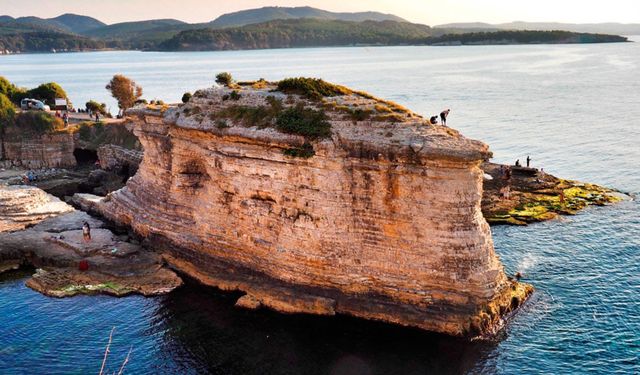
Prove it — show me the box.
[159,18,431,51]
[208,6,408,28]
[0,14,105,34]
[84,19,188,39]
[0,8,631,54]
[435,21,640,35]
[50,13,106,33]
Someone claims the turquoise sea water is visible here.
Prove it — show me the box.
[1,40,639,374]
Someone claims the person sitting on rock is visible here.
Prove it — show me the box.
[515,159,521,167]
[430,115,439,125]
[82,221,91,242]
[440,109,451,125]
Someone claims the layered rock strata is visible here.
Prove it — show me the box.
[1,132,76,169]
[0,185,74,232]
[98,81,532,336]
[97,144,142,173]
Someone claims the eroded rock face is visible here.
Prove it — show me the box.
[0,185,74,232]
[97,144,142,173]
[98,83,531,336]
[0,132,76,169]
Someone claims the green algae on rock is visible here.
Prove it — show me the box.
[482,162,624,225]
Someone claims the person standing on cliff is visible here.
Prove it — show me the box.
[440,109,450,126]
[526,155,532,167]
[82,221,91,242]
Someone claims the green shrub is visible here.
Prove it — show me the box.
[14,111,64,134]
[229,91,241,101]
[77,123,92,141]
[348,108,372,121]
[216,72,233,86]
[275,104,331,139]
[77,122,105,142]
[283,142,315,158]
[182,92,192,103]
[217,105,271,128]
[276,78,351,100]
[265,95,283,111]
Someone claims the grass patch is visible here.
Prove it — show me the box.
[276,78,352,100]
[237,78,269,89]
[216,105,274,128]
[374,104,393,113]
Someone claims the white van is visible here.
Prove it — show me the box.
[20,98,51,111]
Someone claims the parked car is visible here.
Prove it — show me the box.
[20,98,51,111]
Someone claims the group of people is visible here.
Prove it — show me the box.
[20,170,38,185]
[514,155,533,168]
[54,111,69,126]
[429,109,451,125]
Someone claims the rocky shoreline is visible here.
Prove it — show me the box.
[0,79,626,339]
[0,186,182,298]
[482,162,624,225]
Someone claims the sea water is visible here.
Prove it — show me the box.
[1,40,638,374]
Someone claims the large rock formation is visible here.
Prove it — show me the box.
[97,79,532,337]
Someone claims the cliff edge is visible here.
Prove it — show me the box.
[97,78,532,337]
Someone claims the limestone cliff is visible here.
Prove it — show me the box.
[0,131,76,169]
[97,79,532,337]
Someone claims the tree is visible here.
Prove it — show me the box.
[27,82,68,106]
[215,72,233,86]
[0,93,15,159]
[0,77,14,97]
[105,75,143,114]
[0,76,27,105]
[86,100,108,115]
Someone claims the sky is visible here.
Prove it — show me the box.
[0,0,638,25]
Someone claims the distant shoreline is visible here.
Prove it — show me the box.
[0,38,631,56]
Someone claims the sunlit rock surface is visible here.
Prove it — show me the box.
[97,81,532,336]
[0,185,182,297]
